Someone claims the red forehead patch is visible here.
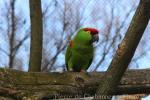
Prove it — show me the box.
[83,28,99,35]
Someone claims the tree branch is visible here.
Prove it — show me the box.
[94,0,150,98]
[0,68,150,99]
[29,0,43,72]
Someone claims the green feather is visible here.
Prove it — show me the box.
[65,29,94,72]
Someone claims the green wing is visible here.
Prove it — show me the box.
[65,44,94,71]
[65,46,72,71]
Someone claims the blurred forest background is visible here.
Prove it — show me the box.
[0,0,150,72]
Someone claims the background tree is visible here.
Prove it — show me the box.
[0,0,29,70]
[29,0,43,72]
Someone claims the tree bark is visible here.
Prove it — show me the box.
[0,68,150,99]
[29,0,43,72]
[94,0,150,99]
[9,0,16,69]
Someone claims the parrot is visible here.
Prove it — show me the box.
[65,27,99,72]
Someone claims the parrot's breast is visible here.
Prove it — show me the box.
[70,43,94,71]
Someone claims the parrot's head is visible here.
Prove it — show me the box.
[83,27,99,43]
[74,27,99,45]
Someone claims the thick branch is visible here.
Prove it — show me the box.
[94,0,150,98]
[29,0,43,72]
[0,68,150,99]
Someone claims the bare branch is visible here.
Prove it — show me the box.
[12,33,29,58]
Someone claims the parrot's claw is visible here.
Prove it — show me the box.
[69,68,73,72]
[80,69,86,73]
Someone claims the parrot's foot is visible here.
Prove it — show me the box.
[80,69,86,73]
[68,68,73,72]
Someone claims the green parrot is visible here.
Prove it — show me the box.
[65,27,99,72]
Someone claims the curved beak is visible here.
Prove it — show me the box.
[92,34,99,43]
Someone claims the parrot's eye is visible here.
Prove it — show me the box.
[86,31,91,34]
